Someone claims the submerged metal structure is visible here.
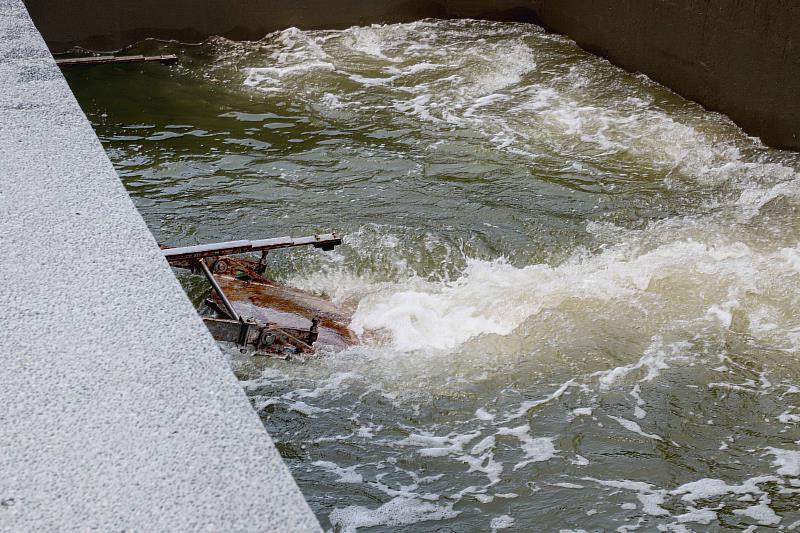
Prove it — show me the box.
[163,233,357,358]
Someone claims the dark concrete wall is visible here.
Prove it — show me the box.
[22,0,800,150]
[521,0,800,151]
[21,0,535,52]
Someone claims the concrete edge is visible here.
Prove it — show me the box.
[0,1,320,530]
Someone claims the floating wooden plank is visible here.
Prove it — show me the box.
[55,54,178,67]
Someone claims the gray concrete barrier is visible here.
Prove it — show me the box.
[22,0,800,150]
[0,1,321,530]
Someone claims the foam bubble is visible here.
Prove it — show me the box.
[490,514,515,531]
[328,496,460,532]
[608,415,663,441]
[767,447,800,477]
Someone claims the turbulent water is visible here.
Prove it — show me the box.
[64,19,800,531]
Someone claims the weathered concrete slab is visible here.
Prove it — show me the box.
[0,1,320,531]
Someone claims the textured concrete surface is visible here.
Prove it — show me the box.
[0,1,321,531]
[22,0,800,151]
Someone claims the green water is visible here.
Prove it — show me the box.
[65,20,800,532]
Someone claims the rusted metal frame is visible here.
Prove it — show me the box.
[269,327,314,352]
[173,255,271,283]
[164,240,252,265]
[195,259,239,321]
[271,318,319,350]
[55,54,178,67]
[201,317,314,355]
[202,317,253,345]
[163,234,338,355]
[162,233,341,263]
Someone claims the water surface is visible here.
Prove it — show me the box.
[65,20,800,531]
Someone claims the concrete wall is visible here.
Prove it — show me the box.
[0,1,321,530]
[22,0,539,52]
[522,0,800,151]
[18,0,514,51]
[23,0,800,151]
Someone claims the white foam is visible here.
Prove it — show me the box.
[637,492,669,517]
[490,514,515,531]
[674,507,717,525]
[608,416,663,441]
[582,478,668,516]
[252,397,328,416]
[496,425,556,470]
[347,232,800,356]
[312,460,363,484]
[475,408,496,421]
[630,384,647,419]
[504,380,574,421]
[243,61,335,87]
[460,451,504,484]
[778,410,800,423]
[328,496,460,532]
[595,338,683,390]
[348,25,393,59]
[470,435,496,455]
[386,62,444,76]
[670,476,778,502]
[398,431,480,457]
[571,455,589,466]
[766,447,800,477]
[733,494,781,526]
[552,482,584,489]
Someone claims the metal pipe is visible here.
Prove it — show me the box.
[196,259,239,321]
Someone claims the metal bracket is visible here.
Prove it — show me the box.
[256,250,269,275]
[195,259,239,321]
[238,317,257,347]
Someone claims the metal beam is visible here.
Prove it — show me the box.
[196,259,239,321]
[54,54,178,67]
[162,233,341,263]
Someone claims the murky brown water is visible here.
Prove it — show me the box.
[65,19,800,531]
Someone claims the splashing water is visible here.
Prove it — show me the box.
[65,19,800,532]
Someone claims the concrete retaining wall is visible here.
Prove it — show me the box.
[0,1,320,530]
[20,0,531,52]
[521,0,800,152]
[22,0,800,150]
